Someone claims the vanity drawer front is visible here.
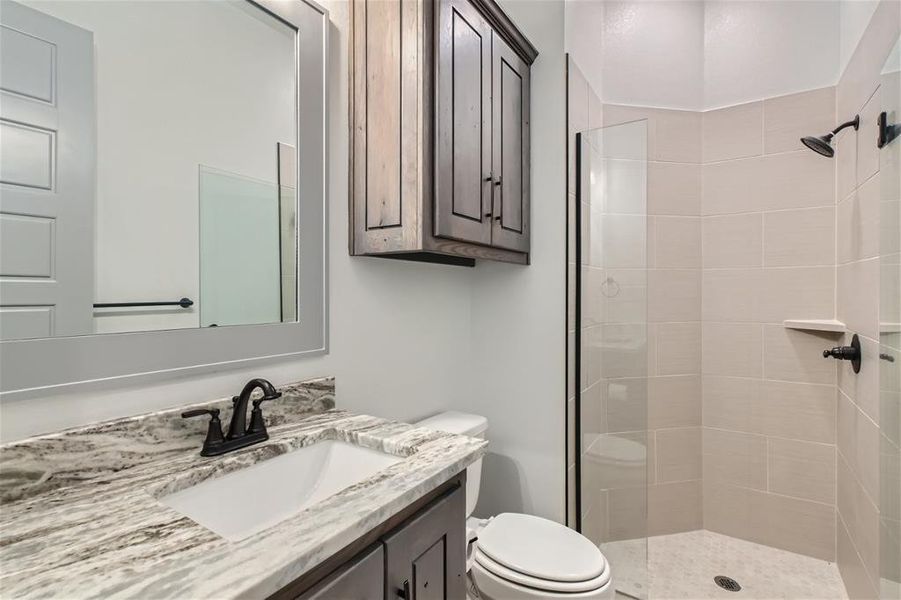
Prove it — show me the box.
[383,484,465,600]
[296,543,384,600]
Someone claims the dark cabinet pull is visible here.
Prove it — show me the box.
[397,579,411,599]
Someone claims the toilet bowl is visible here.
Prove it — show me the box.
[415,412,615,600]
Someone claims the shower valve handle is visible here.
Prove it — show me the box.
[822,333,861,374]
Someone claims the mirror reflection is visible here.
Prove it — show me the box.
[0,0,298,340]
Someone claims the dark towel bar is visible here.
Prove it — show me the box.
[93,298,193,309]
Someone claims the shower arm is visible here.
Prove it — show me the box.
[830,115,860,136]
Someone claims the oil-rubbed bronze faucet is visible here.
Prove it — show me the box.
[182,378,282,456]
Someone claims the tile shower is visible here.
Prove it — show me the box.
[565,2,901,598]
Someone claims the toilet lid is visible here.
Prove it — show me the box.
[477,513,606,583]
[475,548,611,593]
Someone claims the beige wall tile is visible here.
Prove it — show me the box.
[604,268,647,325]
[837,453,880,587]
[602,158,648,215]
[580,266,606,328]
[837,332,880,423]
[568,396,576,467]
[836,127,858,203]
[703,481,760,542]
[837,515,880,600]
[837,174,881,264]
[707,482,835,560]
[648,480,702,536]
[648,269,700,322]
[703,101,763,162]
[649,375,701,429]
[655,217,700,269]
[759,491,836,560]
[656,427,702,483]
[764,87,835,154]
[702,157,763,215]
[581,487,608,545]
[759,151,836,211]
[581,380,607,440]
[837,389,880,504]
[653,108,702,163]
[764,207,835,267]
[768,438,836,504]
[606,377,648,433]
[703,427,767,490]
[567,463,577,527]
[762,325,838,385]
[588,89,603,131]
[602,214,647,269]
[759,380,835,444]
[656,322,701,376]
[595,323,647,379]
[837,258,880,340]
[857,86,881,186]
[607,485,648,542]
[647,162,701,216]
[702,213,763,268]
[759,266,835,323]
[702,375,760,432]
[702,269,762,322]
[702,322,763,378]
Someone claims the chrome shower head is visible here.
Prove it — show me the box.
[800,114,859,158]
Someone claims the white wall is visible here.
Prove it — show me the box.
[464,0,567,523]
[839,0,880,76]
[1,0,568,525]
[566,0,844,111]
[23,1,295,334]
[703,0,840,109]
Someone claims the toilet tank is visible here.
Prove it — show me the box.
[415,411,487,518]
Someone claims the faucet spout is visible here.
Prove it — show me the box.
[227,378,281,440]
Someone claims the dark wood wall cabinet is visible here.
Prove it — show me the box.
[272,475,466,600]
[350,0,538,266]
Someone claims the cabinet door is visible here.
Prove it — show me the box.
[490,32,530,253]
[297,544,384,600]
[383,485,466,600]
[435,0,493,246]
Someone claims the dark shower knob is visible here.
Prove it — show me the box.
[823,333,861,373]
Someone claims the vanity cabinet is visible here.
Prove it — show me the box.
[275,475,466,600]
[297,545,384,599]
[350,0,537,266]
[383,477,466,598]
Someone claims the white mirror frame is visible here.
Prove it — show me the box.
[0,0,329,400]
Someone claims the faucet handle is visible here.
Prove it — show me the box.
[181,408,225,455]
[182,407,220,419]
[247,392,281,435]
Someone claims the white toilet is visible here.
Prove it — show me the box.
[416,412,614,600]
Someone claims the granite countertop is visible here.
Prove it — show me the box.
[0,378,486,599]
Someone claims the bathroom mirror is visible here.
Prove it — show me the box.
[0,0,328,396]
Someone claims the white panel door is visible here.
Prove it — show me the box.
[0,1,94,340]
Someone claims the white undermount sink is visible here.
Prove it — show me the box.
[159,440,403,541]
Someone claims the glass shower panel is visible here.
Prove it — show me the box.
[577,120,649,599]
[879,36,900,600]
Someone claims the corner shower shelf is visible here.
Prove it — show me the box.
[783,319,846,333]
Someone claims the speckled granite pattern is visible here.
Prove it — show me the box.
[0,378,335,503]
[0,379,486,599]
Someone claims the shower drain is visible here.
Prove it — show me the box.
[714,576,742,592]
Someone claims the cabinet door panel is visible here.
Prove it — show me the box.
[435,0,492,246]
[297,544,384,600]
[491,33,530,253]
[383,484,465,600]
